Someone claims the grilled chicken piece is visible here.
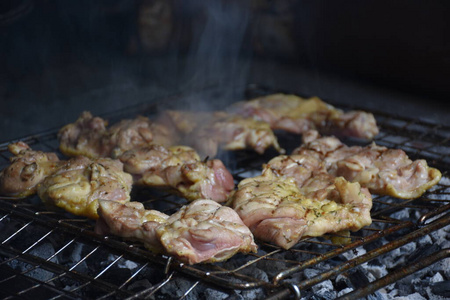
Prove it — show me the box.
[58,111,177,159]
[58,111,109,158]
[0,142,63,198]
[230,169,372,249]
[230,93,379,140]
[96,199,257,264]
[38,156,133,219]
[293,131,442,199]
[157,110,284,157]
[156,199,257,264]
[119,145,235,202]
[95,200,169,252]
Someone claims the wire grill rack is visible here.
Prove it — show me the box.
[0,86,449,300]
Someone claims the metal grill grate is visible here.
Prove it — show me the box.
[0,86,449,300]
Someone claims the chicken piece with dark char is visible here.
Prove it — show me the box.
[0,142,64,198]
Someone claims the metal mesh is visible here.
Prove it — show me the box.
[0,87,449,300]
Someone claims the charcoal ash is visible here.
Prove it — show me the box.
[390,293,427,300]
[382,242,417,269]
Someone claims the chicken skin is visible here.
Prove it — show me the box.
[0,142,63,198]
[118,145,235,202]
[58,111,177,159]
[230,93,379,140]
[230,169,372,249]
[293,130,442,199]
[156,199,257,264]
[38,156,133,219]
[96,199,257,264]
[157,110,284,157]
[95,200,169,252]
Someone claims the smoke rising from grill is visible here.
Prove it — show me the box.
[163,0,252,111]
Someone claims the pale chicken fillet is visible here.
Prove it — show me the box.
[118,145,235,202]
[230,169,372,249]
[156,199,258,264]
[293,131,442,199]
[95,199,257,264]
[95,200,169,252]
[0,142,64,198]
[38,156,133,219]
[229,93,379,140]
[58,111,177,159]
[157,110,284,157]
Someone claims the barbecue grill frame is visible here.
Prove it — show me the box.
[0,85,449,300]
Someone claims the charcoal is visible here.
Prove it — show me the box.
[366,290,389,300]
[383,242,417,269]
[395,281,414,296]
[304,268,320,279]
[335,274,352,292]
[203,288,231,300]
[431,280,450,297]
[406,242,440,263]
[310,290,335,300]
[392,292,427,300]
[6,243,57,282]
[366,262,388,279]
[311,280,336,300]
[337,287,354,297]
[126,279,152,292]
[390,209,411,221]
[348,268,370,288]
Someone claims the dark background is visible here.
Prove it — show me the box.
[0,0,449,143]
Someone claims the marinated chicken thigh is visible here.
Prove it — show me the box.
[230,93,379,140]
[38,156,133,219]
[58,112,177,159]
[58,111,109,158]
[0,142,63,198]
[157,110,284,157]
[118,145,235,202]
[293,130,442,199]
[96,199,257,264]
[95,200,169,252]
[230,169,372,249]
[156,199,258,264]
